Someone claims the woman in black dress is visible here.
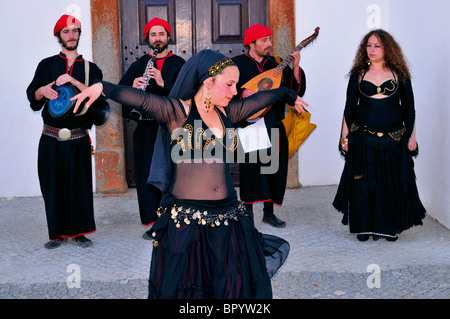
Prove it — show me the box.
[333,30,426,242]
[72,50,307,298]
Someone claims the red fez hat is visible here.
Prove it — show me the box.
[243,24,271,46]
[144,17,171,38]
[54,14,81,36]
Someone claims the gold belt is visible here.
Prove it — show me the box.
[351,124,406,141]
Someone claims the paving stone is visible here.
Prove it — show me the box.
[0,186,448,300]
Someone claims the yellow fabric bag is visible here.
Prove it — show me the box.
[282,107,317,158]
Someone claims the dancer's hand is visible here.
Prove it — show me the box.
[71,82,103,113]
[293,97,308,113]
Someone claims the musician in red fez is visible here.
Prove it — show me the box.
[243,24,272,46]
[144,17,172,38]
[232,24,306,228]
[26,14,108,249]
[119,17,185,233]
[53,14,82,36]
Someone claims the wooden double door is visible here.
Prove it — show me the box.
[121,0,267,186]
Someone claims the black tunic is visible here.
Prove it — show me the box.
[119,53,185,225]
[26,53,107,241]
[333,73,426,237]
[100,81,297,298]
[232,54,306,205]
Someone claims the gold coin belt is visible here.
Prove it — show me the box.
[157,203,248,229]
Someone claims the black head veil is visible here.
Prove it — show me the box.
[169,49,234,100]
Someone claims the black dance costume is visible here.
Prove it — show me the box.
[100,81,296,298]
[333,71,426,239]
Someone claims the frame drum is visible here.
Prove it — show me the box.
[47,84,109,126]
[48,84,79,119]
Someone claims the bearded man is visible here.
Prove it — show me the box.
[26,14,108,249]
[119,18,185,233]
[232,24,306,228]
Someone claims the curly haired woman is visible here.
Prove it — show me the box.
[333,29,426,242]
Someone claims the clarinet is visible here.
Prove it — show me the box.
[141,47,159,91]
[131,47,159,120]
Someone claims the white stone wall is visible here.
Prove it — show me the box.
[0,0,94,197]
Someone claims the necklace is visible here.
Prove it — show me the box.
[376,78,397,95]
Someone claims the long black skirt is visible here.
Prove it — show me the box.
[333,126,426,238]
[147,195,290,299]
[38,134,95,240]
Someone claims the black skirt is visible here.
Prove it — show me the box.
[333,124,426,237]
[147,195,289,299]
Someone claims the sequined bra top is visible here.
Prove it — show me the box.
[170,99,239,161]
[359,70,398,97]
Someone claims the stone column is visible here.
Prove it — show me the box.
[91,0,128,194]
[269,0,301,189]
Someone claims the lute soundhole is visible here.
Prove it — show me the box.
[257,78,273,91]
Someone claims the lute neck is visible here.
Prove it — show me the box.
[275,27,320,71]
[275,42,306,71]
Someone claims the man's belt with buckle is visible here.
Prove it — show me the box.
[42,124,88,141]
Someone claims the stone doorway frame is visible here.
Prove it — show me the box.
[90,0,300,194]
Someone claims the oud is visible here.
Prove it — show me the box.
[242,27,320,119]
